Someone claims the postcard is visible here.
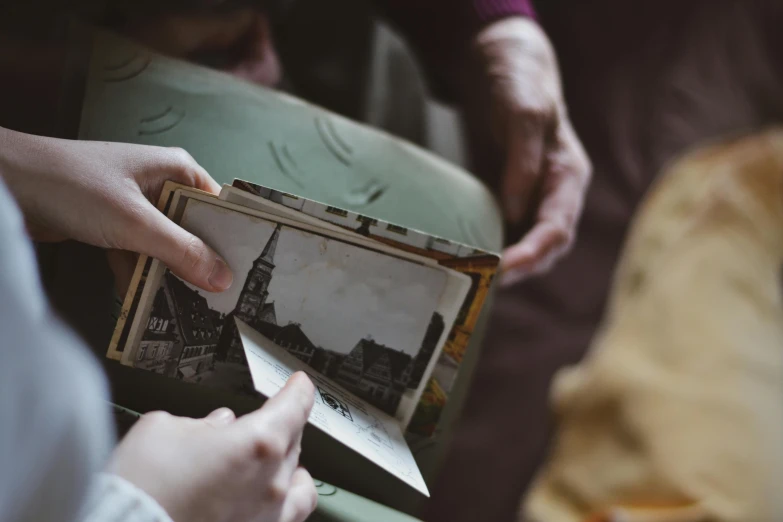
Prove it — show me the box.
[123,195,466,421]
[109,179,499,448]
[228,180,501,439]
[237,320,429,496]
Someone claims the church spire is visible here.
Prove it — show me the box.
[258,223,281,266]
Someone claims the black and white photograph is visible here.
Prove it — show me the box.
[135,198,449,415]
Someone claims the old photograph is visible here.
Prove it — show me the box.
[135,198,449,415]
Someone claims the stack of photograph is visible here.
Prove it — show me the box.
[107,179,499,436]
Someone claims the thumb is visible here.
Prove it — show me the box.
[132,201,234,293]
[204,407,236,428]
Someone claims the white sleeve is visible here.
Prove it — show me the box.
[80,474,173,522]
[0,179,114,522]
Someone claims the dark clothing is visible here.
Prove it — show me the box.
[425,2,783,521]
[376,0,535,100]
[0,0,535,134]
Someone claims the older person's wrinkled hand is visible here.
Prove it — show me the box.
[473,18,592,285]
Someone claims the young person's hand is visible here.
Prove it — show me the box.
[0,127,233,294]
[472,18,592,285]
[109,372,318,522]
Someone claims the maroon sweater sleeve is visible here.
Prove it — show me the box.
[372,0,537,102]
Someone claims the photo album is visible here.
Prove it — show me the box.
[107,179,499,496]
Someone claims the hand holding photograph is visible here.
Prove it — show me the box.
[107,179,499,493]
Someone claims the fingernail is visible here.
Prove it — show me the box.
[209,258,233,291]
[205,407,235,426]
[292,372,314,391]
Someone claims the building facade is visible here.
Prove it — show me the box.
[408,312,445,389]
[136,286,177,373]
[334,338,413,414]
[166,273,220,379]
[140,272,220,379]
[273,323,318,365]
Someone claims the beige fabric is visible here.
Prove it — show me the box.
[521,129,783,522]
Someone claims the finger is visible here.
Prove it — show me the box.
[235,372,315,448]
[500,120,590,284]
[277,428,304,488]
[129,199,234,292]
[502,115,547,224]
[500,227,570,286]
[500,220,569,279]
[135,147,221,211]
[279,468,318,522]
[535,119,590,237]
[203,407,236,428]
[159,147,222,195]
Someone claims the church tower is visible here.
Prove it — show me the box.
[235,223,280,323]
[218,223,282,364]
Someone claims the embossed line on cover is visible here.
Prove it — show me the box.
[138,106,186,136]
[268,141,305,189]
[322,116,353,154]
[343,179,388,207]
[315,116,353,166]
[103,52,152,83]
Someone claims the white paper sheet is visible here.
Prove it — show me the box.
[236,319,430,496]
